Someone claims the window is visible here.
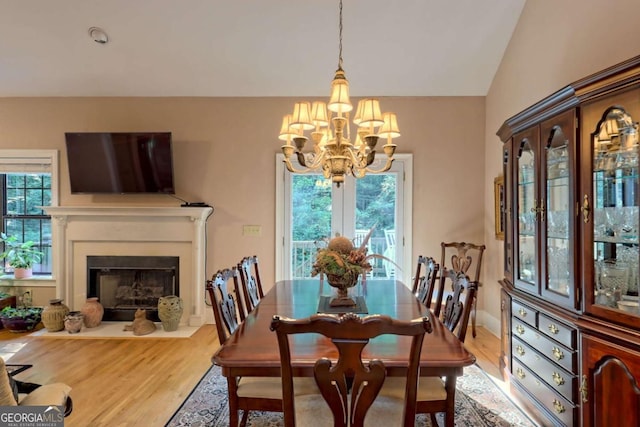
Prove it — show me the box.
[0,150,58,275]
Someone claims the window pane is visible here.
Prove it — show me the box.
[355,174,398,278]
[291,175,332,278]
[6,189,24,215]
[2,172,52,275]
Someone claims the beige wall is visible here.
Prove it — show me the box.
[0,96,485,306]
[484,0,640,332]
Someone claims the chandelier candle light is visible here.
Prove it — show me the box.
[278,0,400,187]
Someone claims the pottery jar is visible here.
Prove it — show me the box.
[64,311,84,334]
[158,295,183,332]
[41,299,70,332]
[81,297,104,328]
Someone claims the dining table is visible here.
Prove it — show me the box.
[212,278,476,423]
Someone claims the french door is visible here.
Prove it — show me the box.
[275,154,412,282]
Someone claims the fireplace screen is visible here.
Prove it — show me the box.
[87,256,179,322]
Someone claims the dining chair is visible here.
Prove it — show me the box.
[382,270,478,427]
[270,312,433,427]
[206,268,246,345]
[238,255,265,313]
[435,241,485,338]
[410,255,440,309]
[207,268,316,427]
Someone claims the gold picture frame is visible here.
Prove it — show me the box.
[494,175,505,240]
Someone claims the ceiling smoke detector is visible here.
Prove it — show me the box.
[88,27,109,44]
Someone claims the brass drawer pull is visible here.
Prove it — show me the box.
[518,308,527,317]
[516,345,525,356]
[516,368,526,380]
[553,399,565,414]
[548,324,560,335]
[552,372,565,386]
[516,325,525,335]
[552,346,564,361]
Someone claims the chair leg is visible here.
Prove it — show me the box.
[227,377,240,427]
[471,297,477,338]
[240,410,249,427]
[430,413,439,426]
[444,376,456,427]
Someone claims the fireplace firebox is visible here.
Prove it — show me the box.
[87,256,179,322]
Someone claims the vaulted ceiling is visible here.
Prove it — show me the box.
[0,0,526,97]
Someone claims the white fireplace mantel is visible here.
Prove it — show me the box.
[44,206,214,326]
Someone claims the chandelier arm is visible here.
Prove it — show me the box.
[282,158,312,174]
[365,158,395,174]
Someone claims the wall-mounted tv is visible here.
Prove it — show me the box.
[65,132,175,194]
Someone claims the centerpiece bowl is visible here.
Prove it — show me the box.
[312,233,377,307]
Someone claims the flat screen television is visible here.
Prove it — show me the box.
[65,132,175,194]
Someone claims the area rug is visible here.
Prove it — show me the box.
[166,364,539,427]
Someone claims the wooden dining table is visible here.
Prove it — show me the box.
[212,279,476,422]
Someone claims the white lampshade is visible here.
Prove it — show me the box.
[311,101,329,127]
[278,114,298,141]
[328,69,353,114]
[358,98,384,128]
[290,102,314,130]
[352,100,364,126]
[378,112,401,139]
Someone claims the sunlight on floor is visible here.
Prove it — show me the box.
[0,340,28,362]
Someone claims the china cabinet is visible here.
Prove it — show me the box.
[498,55,640,427]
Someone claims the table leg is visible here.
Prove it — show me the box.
[227,376,240,427]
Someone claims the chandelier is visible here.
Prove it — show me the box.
[278,0,400,187]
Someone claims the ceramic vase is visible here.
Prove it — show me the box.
[81,297,104,328]
[64,311,84,334]
[157,295,183,332]
[42,299,70,332]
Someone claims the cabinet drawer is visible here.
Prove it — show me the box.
[512,300,537,327]
[512,336,576,402]
[539,313,576,349]
[511,319,576,373]
[511,318,537,343]
[512,359,577,426]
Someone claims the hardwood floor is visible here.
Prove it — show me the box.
[1,323,502,427]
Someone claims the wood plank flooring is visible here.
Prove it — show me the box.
[1,323,502,427]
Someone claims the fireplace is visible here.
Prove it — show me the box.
[44,206,213,326]
[87,256,179,322]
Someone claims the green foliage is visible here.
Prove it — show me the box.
[292,174,397,241]
[0,233,44,269]
[0,306,42,319]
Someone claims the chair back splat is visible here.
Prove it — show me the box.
[436,241,485,338]
[205,267,244,345]
[238,255,264,313]
[441,270,478,342]
[271,313,432,427]
[411,256,440,309]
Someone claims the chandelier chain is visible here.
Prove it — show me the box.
[338,0,343,70]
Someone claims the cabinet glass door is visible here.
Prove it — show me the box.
[541,111,576,307]
[592,107,640,316]
[515,130,538,292]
